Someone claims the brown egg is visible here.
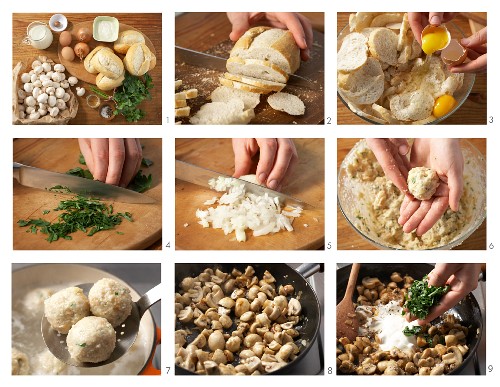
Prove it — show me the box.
[61,46,75,61]
[441,39,467,66]
[59,31,72,47]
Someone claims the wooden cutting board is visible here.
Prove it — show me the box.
[175,12,324,125]
[337,138,486,250]
[58,21,156,84]
[13,138,162,250]
[175,139,324,250]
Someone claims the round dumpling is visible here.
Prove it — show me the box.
[44,287,90,334]
[408,167,440,200]
[67,316,116,363]
[88,278,132,327]
[12,348,30,375]
[23,288,54,312]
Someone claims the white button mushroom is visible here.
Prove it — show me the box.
[17,89,26,100]
[31,60,42,70]
[48,107,59,117]
[19,111,26,119]
[38,102,47,110]
[52,82,60,89]
[26,106,35,114]
[46,71,54,78]
[30,73,38,83]
[42,62,51,72]
[60,80,70,89]
[39,108,48,116]
[56,99,67,110]
[51,72,63,82]
[29,111,41,120]
[21,73,31,83]
[55,87,65,99]
[33,80,42,88]
[68,76,78,86]
[54,63,65,73]
[23,83,34,93]
[46,86,55,95]
[62,92,71,102]
[48,95,57,107]
[37,93,49,104]
[42,79,53,88]
[76,87,86,97]
[18,104,25,112]
[58,72,66,81]
[34,65,43,75]
[25,96,36,107]
[32,87,42,99]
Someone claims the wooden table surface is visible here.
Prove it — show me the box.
[12,13,162,125]
[175,12,324,125]
[175,138,324,250]
[337,138,486,250]
[337,12,487,125]
[13,138,162,250]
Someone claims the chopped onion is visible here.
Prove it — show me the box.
[196,177,302,242]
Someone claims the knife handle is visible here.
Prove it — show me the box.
[13,162,24,181]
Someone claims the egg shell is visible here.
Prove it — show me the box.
[441,39,467,66]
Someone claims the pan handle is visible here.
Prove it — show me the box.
[295,263,322,279]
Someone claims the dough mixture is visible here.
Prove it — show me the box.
[407,167,440,200]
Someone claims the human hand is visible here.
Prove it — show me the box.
[227,12,313,61]
[232,138,298,191]
[408,263,482,325]
[398,139,464,236]
[78,139,142,187]
[450,27,487,74]
[408,12,456,45]
[365,138,412,195]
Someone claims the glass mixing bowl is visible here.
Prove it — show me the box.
[337,20,475,124]
[337,139,486,250]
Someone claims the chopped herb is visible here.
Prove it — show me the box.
[113,73,153,122]
[79,154,87,165]
[127,170,153,193]
[48,185,72,194]
[115,292,119,295]
[402,275,449,320]
[403,325,423,336]
[66,167,94,180]
[42,209,50,215]
[141,158,153,167]
[17,195,133,243]
[116,231,124,235]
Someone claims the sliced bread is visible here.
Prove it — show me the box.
[368,28,398,66]
[389,90,434,121]
[371,103,400,124]
[226,57,289,83]
[175,106,191,117]
[370,13,404,28]
[190,99,255,125]
[230,27,300,74]
[219,77,273,94]
[337,32,368,73]
[397,13,410,51]
[223,73,285,92]
[210,85,261,110]
[338,57,384,105]
[267,92,305,115]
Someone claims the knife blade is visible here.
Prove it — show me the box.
[175,160,313,209]
[175,45,319,90]
[13,162,155,204]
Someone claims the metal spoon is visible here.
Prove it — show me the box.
[41,283,161,367]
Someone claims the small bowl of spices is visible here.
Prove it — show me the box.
[86,94,101,109]
[100,103,115,120]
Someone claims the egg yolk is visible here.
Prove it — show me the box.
[433,95,457,118]
[422,29,449,55]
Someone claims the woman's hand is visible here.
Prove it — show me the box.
[227,12,313,60]
[232,138,298,191]
[408,12,456,45]
[450,27,487,74]
[78,139,142,187]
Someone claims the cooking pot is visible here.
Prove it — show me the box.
[337,263,483,375]
[12,263,161,375]
[175,263,322,375]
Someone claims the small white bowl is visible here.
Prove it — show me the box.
[49,14,68,32]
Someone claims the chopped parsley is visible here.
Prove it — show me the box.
[402,275,449,320]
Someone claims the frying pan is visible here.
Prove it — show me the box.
[175,263,322,375]
[337,263,484,375]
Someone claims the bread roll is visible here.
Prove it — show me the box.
[96,72,125,91]
[124,43,153,76]
[90,49,124,79]
[114,30,146,54]
[84,46,112,74]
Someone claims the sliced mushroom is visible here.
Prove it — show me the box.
[178,307,194,323]
[204,360,220,375]
[235,298,250,317]
[226,336,241,352]
[288,298,301,316]
[208,330,225,351]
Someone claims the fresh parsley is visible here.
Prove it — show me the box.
[402,325,423,336]
[402,275,449,320]
[113,73,153,122]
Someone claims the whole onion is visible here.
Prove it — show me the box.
[74,42,90,61]
[77,27,92,43]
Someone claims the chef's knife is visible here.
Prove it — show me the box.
[175,160,313,210]
[13,162,155,204]
[175,45,319,90]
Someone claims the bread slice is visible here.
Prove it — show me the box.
[267,92,305,115]
[175,92,186,100]
[220,77,272,94]
[338,57,384,105]
[223,73,285,92]
[371,103,400,124]
[370,13,404,28]
[175,99,187,108]
[349,13,380,32]
[184,89,198,99]
[389,90,434,121]
[175,106,191,117]
[368,28,398,66]
[190,99,255,125]
[337,32,368,73]
[210,86,261,110]
[230,27,300,74]
[397,13,410,51]
[226,57,289,83]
